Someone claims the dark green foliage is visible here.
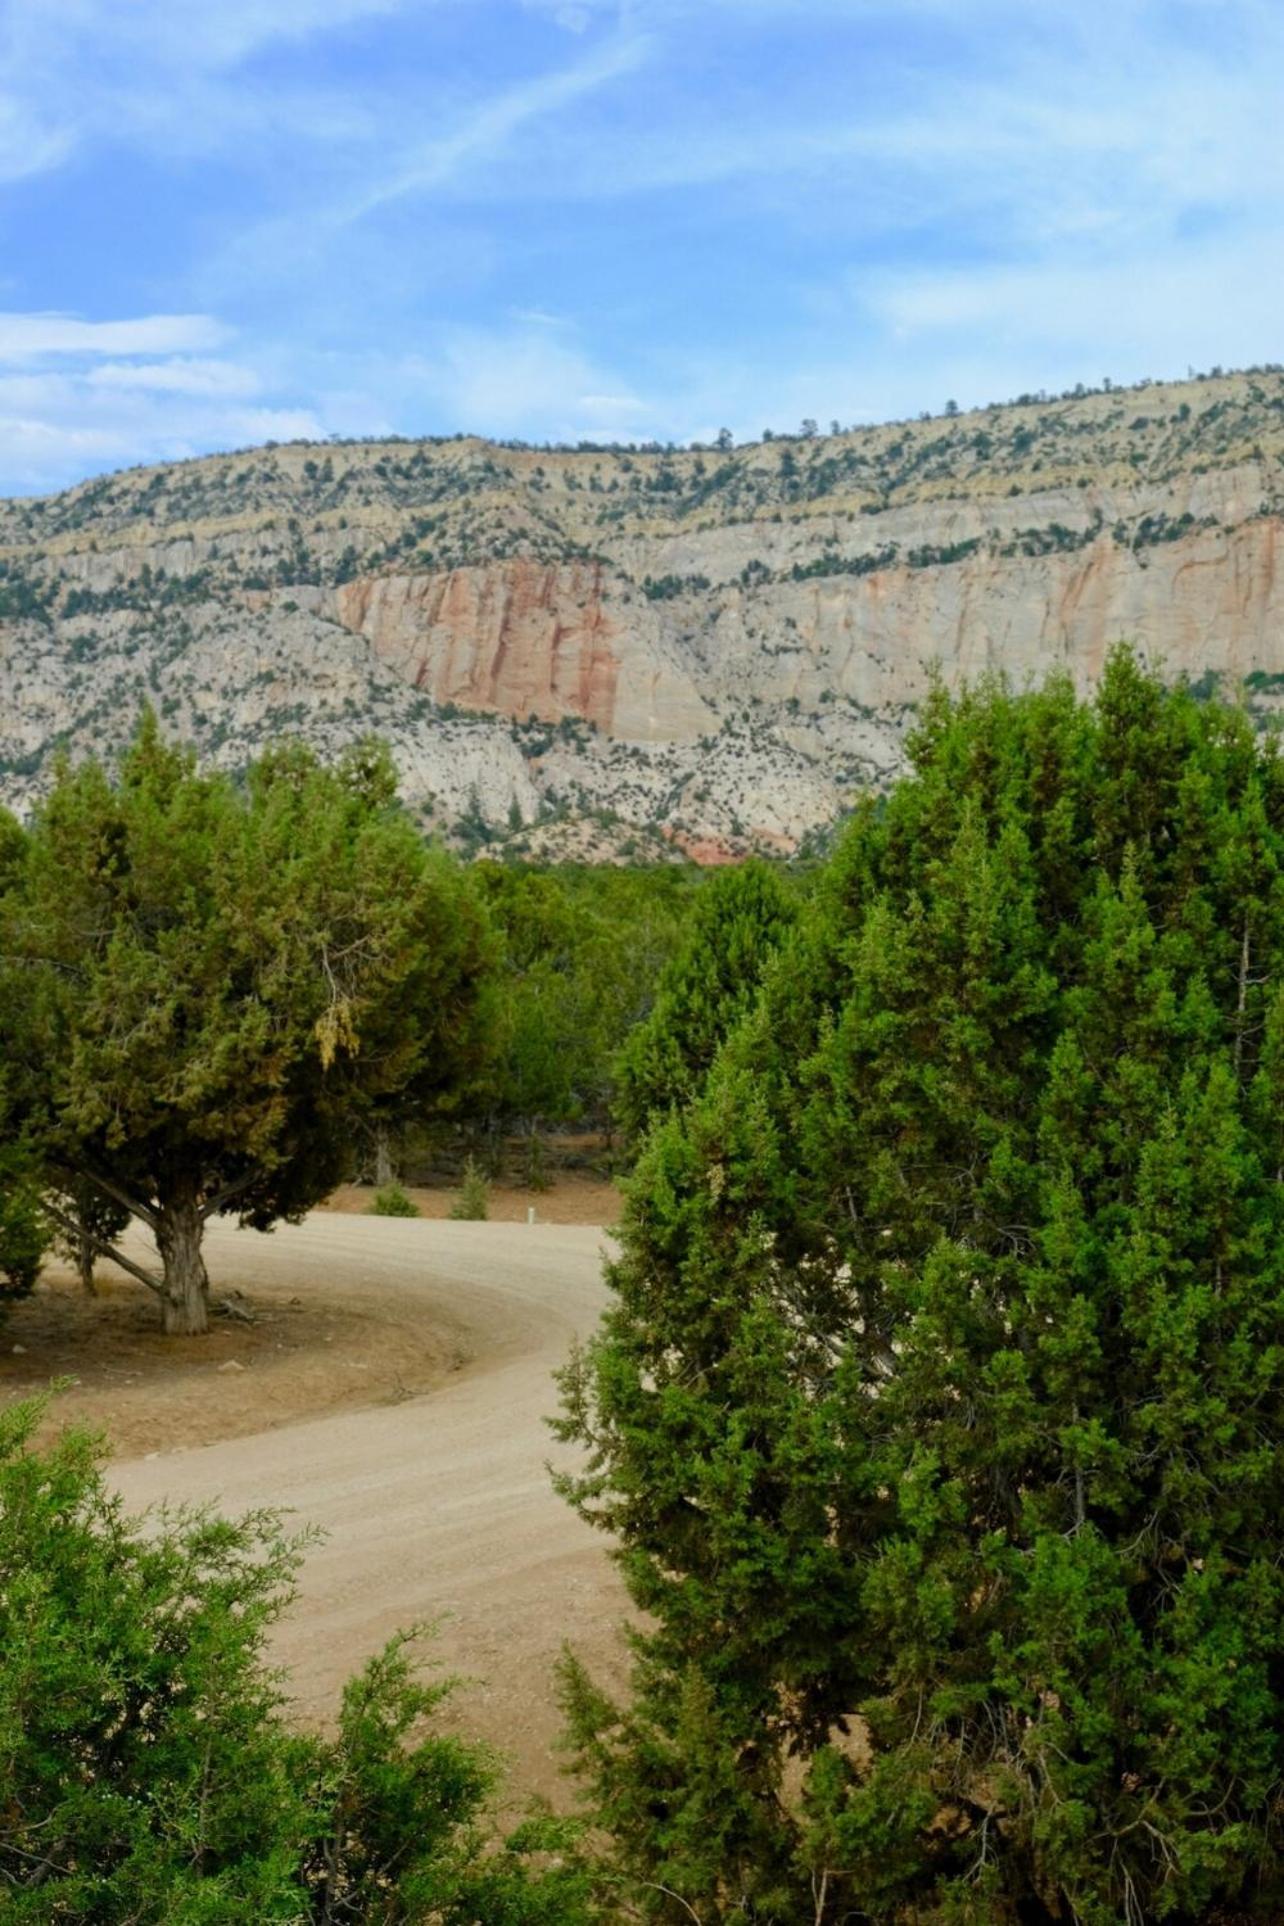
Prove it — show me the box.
[613,859,798,1139]
[642,573,712,600]
[0,561,56,626]
[475,863,700,1138]
[789,543,900,581]
[0,1146,47,1306]
[0,715,495,1332]
[0,814,48,1307]
[0,1398,592,1922]
[51,1172,131,1293]
[557,650,1284,1923]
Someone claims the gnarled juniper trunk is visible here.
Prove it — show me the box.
[76,1224,96,1296]
[374,1127,395,1189]
[155,1182,210,1335]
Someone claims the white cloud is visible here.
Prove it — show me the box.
[0,90,72,183]
[0,309,314,493]
[86,358,262,397]
[0,0,414,182]
[0,392,323,495]
[861,241,1284,384]
[0,312,227,360]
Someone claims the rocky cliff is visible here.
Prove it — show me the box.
[3,368,1284,857]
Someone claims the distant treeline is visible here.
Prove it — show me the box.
[430,856,809,1180]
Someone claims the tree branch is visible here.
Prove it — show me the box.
[60,1164,159,1233]
[200,1171,258,1221]
[41,1199,164,1299]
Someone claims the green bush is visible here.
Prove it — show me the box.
[449,1156,490,1221]
[368,1181,421,1218]
[0,1397,592,1922]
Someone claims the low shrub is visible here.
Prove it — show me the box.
[449,1157,490,1220]
[368,1181,421,1218]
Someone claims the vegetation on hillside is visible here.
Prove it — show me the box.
[557,649,1284,1922]
[4,363,1282,552]
[4,367,1284,854]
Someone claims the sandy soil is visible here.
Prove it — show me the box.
[94,1214,633,1808]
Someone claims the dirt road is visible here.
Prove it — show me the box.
[111,1214,630,1804]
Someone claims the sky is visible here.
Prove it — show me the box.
[0,0,1280,495]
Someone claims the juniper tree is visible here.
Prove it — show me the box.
[614,857,798,1139]
[0,718,495,1334]
[557,651,1284,1923]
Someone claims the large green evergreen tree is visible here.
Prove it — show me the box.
[557,652,1284,1923]
[614,857,798,1139]
[0,720,495,1334]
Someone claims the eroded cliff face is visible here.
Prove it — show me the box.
[3,369,1284,857]
[332,559,716,741]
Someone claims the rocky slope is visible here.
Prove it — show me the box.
[3,368,1284,857]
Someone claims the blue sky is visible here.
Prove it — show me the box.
[0,0,1281,494]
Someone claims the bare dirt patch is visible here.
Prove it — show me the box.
[4,1213,631,1806]
[1,1247,465,1460]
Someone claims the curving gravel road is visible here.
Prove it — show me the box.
[111,1213,630,1802]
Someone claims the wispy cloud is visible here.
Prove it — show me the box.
[0,313,227,360]
[337,31,652,223]
[0,308,312,492]
[0,385,322,496]
[86,358,262,397]
[0,0,413,181]
[402,323,652,440]
[861,241,1284,388]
